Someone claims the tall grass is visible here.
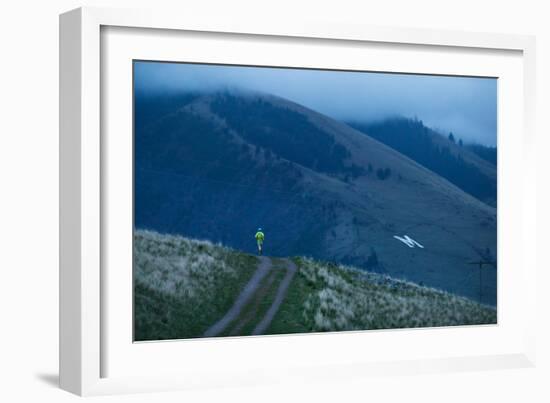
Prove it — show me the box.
[135,230,496,340]
[134,229,256,340]
[297,257,496,332]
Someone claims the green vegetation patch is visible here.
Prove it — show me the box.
[265,258,315,335]
[221,258,288,337]
[268,257,496,335]
[134,229,257,341]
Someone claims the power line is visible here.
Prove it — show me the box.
[467,260,496,304]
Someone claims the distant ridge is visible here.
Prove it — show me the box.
[348,117,497,206]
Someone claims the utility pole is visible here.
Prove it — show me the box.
[467,260,494,304]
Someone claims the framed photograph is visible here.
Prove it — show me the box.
[60,7,537,396]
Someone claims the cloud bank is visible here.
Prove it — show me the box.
[135,61,497,146]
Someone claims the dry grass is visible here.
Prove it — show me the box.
[134,229,257,340]
[297,257,496,332]
[135,230,496,340]
[135,230,237,299]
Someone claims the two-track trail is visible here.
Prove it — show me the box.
[203,256,297,337]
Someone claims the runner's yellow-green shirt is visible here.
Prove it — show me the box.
[255,231,264,242]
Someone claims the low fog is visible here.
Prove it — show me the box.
[135,61,497,146]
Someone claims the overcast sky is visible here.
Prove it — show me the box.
[135,61,497,146]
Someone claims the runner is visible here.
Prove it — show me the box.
[255,228,265,255]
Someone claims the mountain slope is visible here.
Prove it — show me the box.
[465,143,497,165]
[135,91,497,305]
[348,118,497,206]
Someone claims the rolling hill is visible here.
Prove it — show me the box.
[134,230,496,340]
[135,91,497,305]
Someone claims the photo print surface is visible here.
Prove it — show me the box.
[133,61,497,341]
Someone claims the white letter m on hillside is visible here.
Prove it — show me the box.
[393,235,424,249]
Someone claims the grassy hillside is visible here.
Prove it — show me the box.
[267,256,496,334]
[135,230,496,341]
[134,230,257,341]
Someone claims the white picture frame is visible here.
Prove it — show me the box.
[59,6,537,396]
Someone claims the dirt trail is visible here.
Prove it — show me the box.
[252,259,297,335]
[203,256,272,337]
[229,271,278,336]
[203,257,297,337]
